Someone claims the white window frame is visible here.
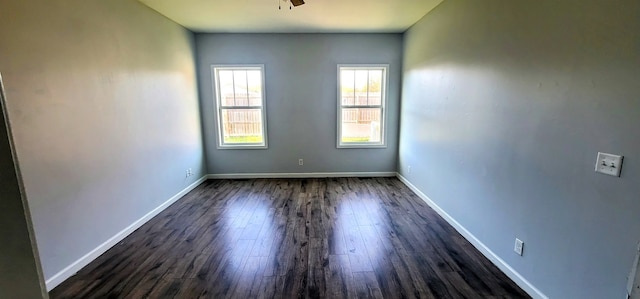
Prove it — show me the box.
[212,65,268,149]
[337,64,388,148]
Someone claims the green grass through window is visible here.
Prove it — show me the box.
[224,135,263,143]
[342,137,371,143]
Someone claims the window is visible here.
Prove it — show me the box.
[212,65,267,149]
[337,65,387,148]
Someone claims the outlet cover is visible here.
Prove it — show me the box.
[595,152,623,177]
[514,238,524,256]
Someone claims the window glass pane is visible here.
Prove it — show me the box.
[221,108,264,144]
[368,70,383,106]
[214,66,267,148]
[247,70,262,106]
[354,70,369,105]
[218,70,235,106]
[233,70,249,106]
[340,69,355,105]
[341,108,382,143]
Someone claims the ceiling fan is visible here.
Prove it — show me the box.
[279,0,305,9]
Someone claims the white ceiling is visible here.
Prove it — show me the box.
[138,0,443,33]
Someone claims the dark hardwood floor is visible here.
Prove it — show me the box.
[50,177,530,299]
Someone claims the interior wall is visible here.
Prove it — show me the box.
[0,0,205,282]
[399,1,640,298]
[0,76,47,299]
[196,33,402,174]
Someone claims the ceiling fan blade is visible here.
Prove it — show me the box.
[290,0,305,7]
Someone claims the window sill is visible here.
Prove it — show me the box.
[337,144,387,149]
[217,145,268,150]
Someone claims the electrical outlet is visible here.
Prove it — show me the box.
[408,165,412,174]
[595,152,623,177]
[514,238,524,256]
[185,170,190,178]
[298,159,303,166]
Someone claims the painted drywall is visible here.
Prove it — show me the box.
[0,0,205,283]
[0,76,47,298]
[399,1,640,298]
[196,33,402,174]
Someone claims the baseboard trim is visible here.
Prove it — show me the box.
[207,172,397,179]
[396,174,548,299]
[44,175,207,291]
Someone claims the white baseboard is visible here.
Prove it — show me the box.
[208,172,397,179]
[396,174,548,299]
[45,175,207,290]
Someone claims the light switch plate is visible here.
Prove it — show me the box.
[595,152,623,177]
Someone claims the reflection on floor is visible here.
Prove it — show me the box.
[50,177,530,298]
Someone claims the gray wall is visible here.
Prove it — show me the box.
[0,76,47,298]
[196,34,402,174]
[399,1,640,298]
[0,0,205,282]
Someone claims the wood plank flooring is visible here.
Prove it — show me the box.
[50,178,530,299]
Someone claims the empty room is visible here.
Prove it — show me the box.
[1,0,639,298]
